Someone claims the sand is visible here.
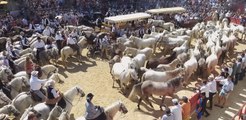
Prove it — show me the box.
[53,40,246,120]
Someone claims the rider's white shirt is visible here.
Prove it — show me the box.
[30,75,46,91]
[67,37,76,45]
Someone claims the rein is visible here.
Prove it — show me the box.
[63,88,82,106]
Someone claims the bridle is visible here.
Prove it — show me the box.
[63,87,82,106]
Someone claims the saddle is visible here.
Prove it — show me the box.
[29,88,46,102]
[46,96,67,111]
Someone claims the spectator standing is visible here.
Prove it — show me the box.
[234,57,242,85]
[33,37,45,63]
[180,96,191,120]
[207,74,217,110]
[55,31,64,54]
[200,80,210,117]
[170,99,182,120]
[161,107,174,120]
[196,93,205,120]
[215,76,234,108]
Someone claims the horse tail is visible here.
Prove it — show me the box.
[128,82,143,101]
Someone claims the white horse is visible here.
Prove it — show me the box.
[11,74,62,115]
[76,101,128,120]
[129,36,158,53]
[183,50,198,83]
[148,19,165,27]
[0,92,11,108]
[58,110,70,120]
[142,67,185,82]
[157,58,181,71]
[123,47,153,60]
[21,86,85,120]
[8,76,29,99]
[14,71,29,79]
[111,63,138,91]
[60,36,87,68]
[162,22,175,31]
[47,105,63,120]
[130,54,146,70]
[193,39,203,60]
[19,48,33,56]
[0,67,14,83]
[48,73,64,83]
[206,46,218,75]
[0,104,20,118]
[40,64,58,79]
[173,40,189,55]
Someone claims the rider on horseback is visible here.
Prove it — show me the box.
[46,80,64,109]
[84,93,107,120]
[34,37,45,63]
[67,34,80,56]
[30,71,58,104]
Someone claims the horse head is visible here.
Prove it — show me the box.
[75,86,85,97]
[0,67,14,82]
[129,69,138,81]
[48,105,63,119]
[59,109,70,120]
[4,105,20,117]
[21,76,30,88]
[118,101,128,114]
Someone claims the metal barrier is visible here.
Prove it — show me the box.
[232,103,246,120]
[189,92,200,115]
[230,17,241,25]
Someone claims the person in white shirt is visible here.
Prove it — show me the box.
[100,35,110,58]
[207,74,217,110]
[161,107,174,120]
[151,25,156,33]
[30,71,47,102]
[45,80,63,109]
[34,37,45,63]
[20,32,29,49]
[67,35,80,56]
[215,76,234,108]
[70,29,78,39]
[170,99,182,120]
[199,80,210,117]
[42,26,51,36]
[55,31,64,54]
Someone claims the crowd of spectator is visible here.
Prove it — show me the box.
[160,51,246,120]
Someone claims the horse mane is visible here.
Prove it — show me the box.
[169,58,180,66]
[166,77,183,88]
[166,68,183,76]
[105,101,122,119]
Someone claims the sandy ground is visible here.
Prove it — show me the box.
[53,40,246,120]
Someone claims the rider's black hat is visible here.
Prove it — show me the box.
[86,93,94,100]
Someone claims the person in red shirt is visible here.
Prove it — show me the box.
[25,56,35,78]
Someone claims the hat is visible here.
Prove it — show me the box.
[20,32,24,35]
[172,98,178,104]
[47,79,55,87]
[31,71,39,76]
[86,93,94,100]
[208,74,214,80]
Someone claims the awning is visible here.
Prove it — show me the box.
[146,7,186,14]
[104,12,151,23]
[0,1,8,5]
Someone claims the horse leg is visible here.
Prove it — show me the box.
[160,96,166,111]
[145,96,154,108]
[137,97,143,110]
